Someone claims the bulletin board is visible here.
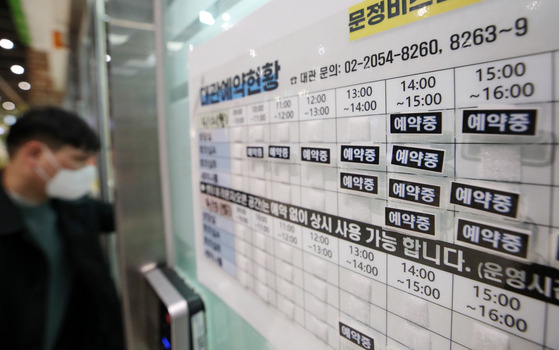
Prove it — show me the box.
[189,0,559,349]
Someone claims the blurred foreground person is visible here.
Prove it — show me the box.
[0,107,124,350]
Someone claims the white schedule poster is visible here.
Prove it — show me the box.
[189,0,559,349]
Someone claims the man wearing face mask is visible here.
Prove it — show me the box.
[0,107,124,350]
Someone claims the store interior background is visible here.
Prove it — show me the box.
[0,0,277,348]
[3,0,559,349]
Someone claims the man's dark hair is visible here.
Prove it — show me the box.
[6,106,100,157]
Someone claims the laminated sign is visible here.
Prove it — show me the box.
[189,0,559,349]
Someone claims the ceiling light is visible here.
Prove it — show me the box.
[3,115,16,125]
[167,41,184,52]
[199,11,215,25]
[10,65,24,75]
[222,13,231,21]
[108,33,129,46]
[123,53,155,68]
[0,38,14,49]
[106,54,111,62]
[18,81,31,90]
[2,102,15,110]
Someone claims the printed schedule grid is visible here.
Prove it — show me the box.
[197,50,559,350]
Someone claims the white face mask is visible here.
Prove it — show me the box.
[35,147,97,200]
[46,165,97,200]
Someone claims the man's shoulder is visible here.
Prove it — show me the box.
[53,196,115,233]
[53,196,110,209]
[53,196,114,221]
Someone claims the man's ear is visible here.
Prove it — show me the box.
[18,140,45,167]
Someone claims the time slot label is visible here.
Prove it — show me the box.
[339,240,386,283]
[268,145,290,160]
[247,146,265,158]
[340,172,378,195]
[453,276,545,343]
[270,96,298,122]
[450,182,519,218]
[299,89,336,120]
[462,109,537,136]
[386,69,454,112]
[456,218,530,259]
[455,53,552,107]
[302,227,338,264]
[385,207,435,235]
[233,205,250,226]
[301,147,330,164]
[229,106,247,125]
[336,81,386,117]
[387,255,453,308]
[274,219,303,249]
[251,211,273,235]
[247,101,270,124]
[340,145,379,165]
[390,112,442,134]
[388,178,441,207]
[339,322,374,350]
[391,145,445,173]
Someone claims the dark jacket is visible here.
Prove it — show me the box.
[0,173,125,350]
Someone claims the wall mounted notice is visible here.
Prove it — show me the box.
[189,0,559,349]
